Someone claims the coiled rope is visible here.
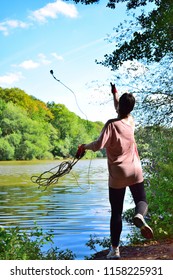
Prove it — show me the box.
[31,148,86,190]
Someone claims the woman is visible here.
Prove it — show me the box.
[79,83,153,259]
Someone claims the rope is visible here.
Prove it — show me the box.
[31,71,92,191]
[50,70,88,122]
[31,157,80,190]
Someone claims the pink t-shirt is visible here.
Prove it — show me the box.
[85,118,143,189]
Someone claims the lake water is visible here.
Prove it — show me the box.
[0,159,135,259]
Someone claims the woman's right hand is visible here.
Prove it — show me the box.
[110,82,117,94]
[75,144,86,159]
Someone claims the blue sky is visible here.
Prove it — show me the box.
[0,0,130,122]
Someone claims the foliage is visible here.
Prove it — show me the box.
[0,88,103,160]
[124,126,173,243]
[0,87,53,121]
[0,225,75,260]
[0,138,14,160]
[70,0,173,66]
[94,0,173,69]
[0,101,53,160]
[85,234,111,259]
[86,234,111,252]
[142,127,173,240]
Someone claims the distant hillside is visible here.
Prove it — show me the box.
[0,87,53,121]
[0,87,104,160]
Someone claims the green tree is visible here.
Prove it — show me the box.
[0,87,53,121]
[136,126,173,240]
[47,103,78,140]
[47,102,103,158]
[71,0,173,68]
[0,138,14,160]
[0,102,53,160]
[123,126,173,243]
[101,0,172,69]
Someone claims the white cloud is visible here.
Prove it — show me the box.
[0,1,78,36]
[0,24,9,36]
[0,72,23,85]
[6,20,28,29]
[30,0,78,23]
[51,52,64,61]
[0,20,30,36]
[38,53,51,65]
[15,54,51,70]
[19,60,40,70]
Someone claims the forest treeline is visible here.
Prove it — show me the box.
[0,87,104,160]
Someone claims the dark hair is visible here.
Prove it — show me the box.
[118,93,135,118]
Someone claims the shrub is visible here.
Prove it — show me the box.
[124,126,173,243]
[0,226,75,260]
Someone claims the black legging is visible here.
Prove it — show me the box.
[109,181,148,247]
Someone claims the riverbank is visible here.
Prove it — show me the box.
[93,239,173,260]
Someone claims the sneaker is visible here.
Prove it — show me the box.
[134,213,154,239]
[107,247,120,259]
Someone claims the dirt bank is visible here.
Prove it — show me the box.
[93,239,173,260]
